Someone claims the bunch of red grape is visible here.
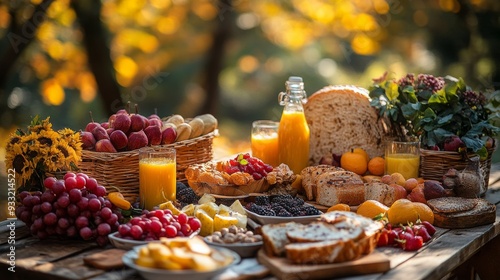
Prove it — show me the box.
[224,153,273,180]
[116,209,202,241]
[16,172,121,246]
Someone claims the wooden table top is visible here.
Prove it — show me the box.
[2,166,500,280]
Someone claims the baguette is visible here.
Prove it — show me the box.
[304,85,389,164]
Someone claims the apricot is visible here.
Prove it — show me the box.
[404,178,419,192]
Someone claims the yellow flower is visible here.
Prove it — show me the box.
[28,116,52,134]
[5,115,83,190]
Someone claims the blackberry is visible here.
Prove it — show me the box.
[302,205,322,216]
[176,181,188,191]
[287,207,303,216]
[250,204,276,216]
[176,187,199,207]
[254,195,270,206]
[276,209,292,217]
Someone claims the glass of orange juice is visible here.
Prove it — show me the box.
[139,147,176,210]
[251,120,279,166]
[385,141,420,179]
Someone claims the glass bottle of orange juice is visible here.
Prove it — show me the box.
[278,76,310,174]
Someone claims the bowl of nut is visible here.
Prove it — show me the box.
[204,225,263,258]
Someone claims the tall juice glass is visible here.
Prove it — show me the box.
[139,148,176,210]
[251,120,279,166]
[385,141,420,179]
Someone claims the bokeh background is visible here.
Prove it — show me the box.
[1,0,500,219]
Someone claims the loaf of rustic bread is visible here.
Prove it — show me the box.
[315,171,365,206]
[300,165,343,200]
[427,197,496,228]
[304,85,390,164]
[261,211,383,264]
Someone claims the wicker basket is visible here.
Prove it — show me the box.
[419,145,496,196]
[78,132,214,201]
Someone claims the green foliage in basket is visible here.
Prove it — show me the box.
[369,73,499,157]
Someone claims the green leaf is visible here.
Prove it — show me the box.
[461,136,484,152]
[429,89,447,104]
[384,81,399,101]
[475,146,488,160]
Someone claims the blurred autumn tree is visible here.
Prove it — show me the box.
[0,0,499,142]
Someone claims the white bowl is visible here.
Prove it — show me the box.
[122,245,240,280]
[244,204,321,225]
[108,229,200,250]
[204,237,263,258]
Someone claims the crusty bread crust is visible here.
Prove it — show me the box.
[315,171,365,206]
[427,197,478,213]
[427,197,496,229]
[304,85,389,164]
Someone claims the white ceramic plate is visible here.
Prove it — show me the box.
[203,237,263,258]
[244,204,321,225]
[108,229,200,250]
[122,245,240,280]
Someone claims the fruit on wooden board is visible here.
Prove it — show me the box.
[81,109,218,152]
[327,203,350,212]
[356,200,389,219]
[377,221,436,251]
[135,237,233,271]
[386,198,434,225]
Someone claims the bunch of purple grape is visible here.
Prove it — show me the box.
[15,172,121,246]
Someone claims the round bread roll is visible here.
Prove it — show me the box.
[304,85,390,164]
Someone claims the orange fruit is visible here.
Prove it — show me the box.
[340,150,368,175]
[390,172,406,186]
[367,157,385,176]
[413,202,434,224]
[386,199,419,225]
[356,200,389,219]
[327,203,351,212]
[353,148,369,163]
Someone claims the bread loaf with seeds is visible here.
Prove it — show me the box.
[304,85,390,164]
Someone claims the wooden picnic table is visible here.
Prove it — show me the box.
[1,166,500,280]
